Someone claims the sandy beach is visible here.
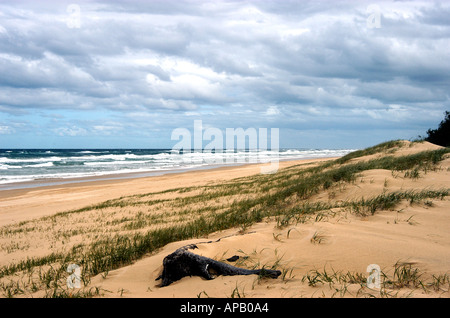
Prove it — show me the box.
[0,159,328,227]
[0,140,449,298]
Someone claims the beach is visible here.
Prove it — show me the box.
[0,159,328,227]
[2,0,449,306]
[0,140,449,298]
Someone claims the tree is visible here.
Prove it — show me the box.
[424,111,450,147]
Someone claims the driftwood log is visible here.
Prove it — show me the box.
[156,244,281,287]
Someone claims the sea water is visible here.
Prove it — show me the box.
[0,148,355,189]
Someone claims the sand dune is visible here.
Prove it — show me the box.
[0,141,449,298]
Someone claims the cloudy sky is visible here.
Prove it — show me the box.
[0,0,449,149]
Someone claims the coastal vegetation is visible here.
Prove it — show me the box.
[421,110,450,147]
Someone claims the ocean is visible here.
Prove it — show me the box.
[0,148,355,190]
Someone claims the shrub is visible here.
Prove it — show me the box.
[424,111,450,147]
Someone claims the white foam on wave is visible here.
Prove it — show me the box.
[25,162,54,168]
[0,156,62,163]
[84,160,150,166]
[0,149,357,186]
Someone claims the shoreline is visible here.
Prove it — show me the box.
[0,157,336,195]
[0,161,244,192]
[0,157,336,226]
[1,149,355,191]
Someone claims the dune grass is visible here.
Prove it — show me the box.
[335,140,405,164]
[301,262,450,297]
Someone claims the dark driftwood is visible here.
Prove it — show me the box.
[156,244,281,287]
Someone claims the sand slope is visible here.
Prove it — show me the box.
[0,141,449,298]
[88,141,450,298]
[91,191,450,298]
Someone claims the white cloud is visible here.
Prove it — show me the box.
[53,126,88,137]
[0,125,14,134]
[265,106,280,116]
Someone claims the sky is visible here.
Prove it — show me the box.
[0,0,449,149]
